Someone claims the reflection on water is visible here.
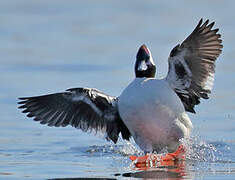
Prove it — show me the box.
[49,178,116,180]
[122,170,183,179]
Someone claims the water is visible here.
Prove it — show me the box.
[1,0,235,179]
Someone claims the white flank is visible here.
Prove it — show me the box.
[118,78,191,152]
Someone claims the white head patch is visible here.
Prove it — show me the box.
[138,60,148,71]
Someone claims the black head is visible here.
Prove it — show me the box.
[135,44,156,78]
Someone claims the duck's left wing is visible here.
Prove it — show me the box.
[166,19,223,113]
[18,88,131,143]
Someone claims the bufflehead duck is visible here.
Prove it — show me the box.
[18,19,222,157]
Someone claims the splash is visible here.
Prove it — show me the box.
[119,136,220,163]
[184,136,220,162]
[86,139,142,157]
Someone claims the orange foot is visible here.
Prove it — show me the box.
[129,145,186,168]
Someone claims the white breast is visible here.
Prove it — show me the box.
[118,78,192,152]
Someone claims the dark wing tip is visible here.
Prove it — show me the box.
[27,113,34,118]
[204,19,209,25]
[199,19,216,32]
[18,98,29,106]
[18,101,26,105]
[18,104,26,109]
[200,19,209,28]
[18,97,29,100]
[193,18,221,34]
[198,18,203,26]
[213,28,219,33]
[207,22,215,31]
[183,18,223,53]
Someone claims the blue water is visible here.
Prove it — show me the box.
[1,0,235,179]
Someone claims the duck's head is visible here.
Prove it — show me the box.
[135,44,156,78]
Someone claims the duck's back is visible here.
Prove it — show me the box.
[118,78,191,152]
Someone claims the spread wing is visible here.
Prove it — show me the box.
[166,19,223,113]
[18,88,131,143]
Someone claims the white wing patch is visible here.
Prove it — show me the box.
[167,49,192,91]
[69,91,103,117]
[204,72,215,91]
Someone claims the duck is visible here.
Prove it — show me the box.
[18,19,222,158]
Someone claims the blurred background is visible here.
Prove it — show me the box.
[1,0,235,179]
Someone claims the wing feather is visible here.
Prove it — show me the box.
[166,19,223,113]
[18,88,131,143]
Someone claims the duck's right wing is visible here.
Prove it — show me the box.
[166,19,223,113]
[18,88,131,143]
